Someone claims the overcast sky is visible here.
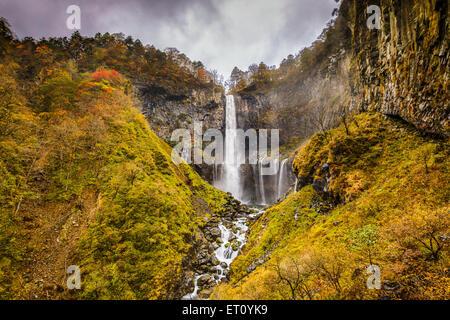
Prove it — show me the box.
[0,0,338,77]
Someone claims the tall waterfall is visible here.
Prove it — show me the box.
[214,95,241,200]
[213,95,294,205]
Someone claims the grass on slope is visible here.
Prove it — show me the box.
[213,113,449,300]
[0,62,227,299]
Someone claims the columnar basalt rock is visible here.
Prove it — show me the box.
[349,0,448,136]
[232,0,448,140]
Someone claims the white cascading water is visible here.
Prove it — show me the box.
[277,158,288,199]
[182,209,264,300]
[214,217,248,279]
[214,95,241,200]
[258,159,266,205]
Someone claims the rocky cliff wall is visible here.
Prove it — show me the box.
[234,0,448,141]
[349,0,448,136]
[138,84,226,141]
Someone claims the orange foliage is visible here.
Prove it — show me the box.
[197,68,207,81]
[92,69,120,83]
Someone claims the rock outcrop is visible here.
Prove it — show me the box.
[138,84,226,142]
[349,0,448,136]
[233,0,448,141]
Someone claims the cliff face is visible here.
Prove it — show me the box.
[136,84,226,182]
[233,0,448,142]
[138,84,225,142]
[349,0,448,136]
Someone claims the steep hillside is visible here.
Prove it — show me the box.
[349,0,448,135]
[215,0,450,300]
[138,82,224,143]
[213,113,449,300]
[0,21,230,299]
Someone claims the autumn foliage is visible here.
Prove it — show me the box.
[213,113,449,300]
[0,20,228,299]
[92,69,120,83]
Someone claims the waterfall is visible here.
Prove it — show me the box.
[214,95,241,200]
[213,95,290,205]
[258,159,266,205]
[277,159,288,199]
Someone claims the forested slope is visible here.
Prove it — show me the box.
[0,19,227,299]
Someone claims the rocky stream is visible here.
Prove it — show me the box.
[182,196,264,300]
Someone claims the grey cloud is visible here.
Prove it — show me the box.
[0,0,337,77]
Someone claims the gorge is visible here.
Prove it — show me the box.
[0,0,448,301]
[181,93,293,299]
